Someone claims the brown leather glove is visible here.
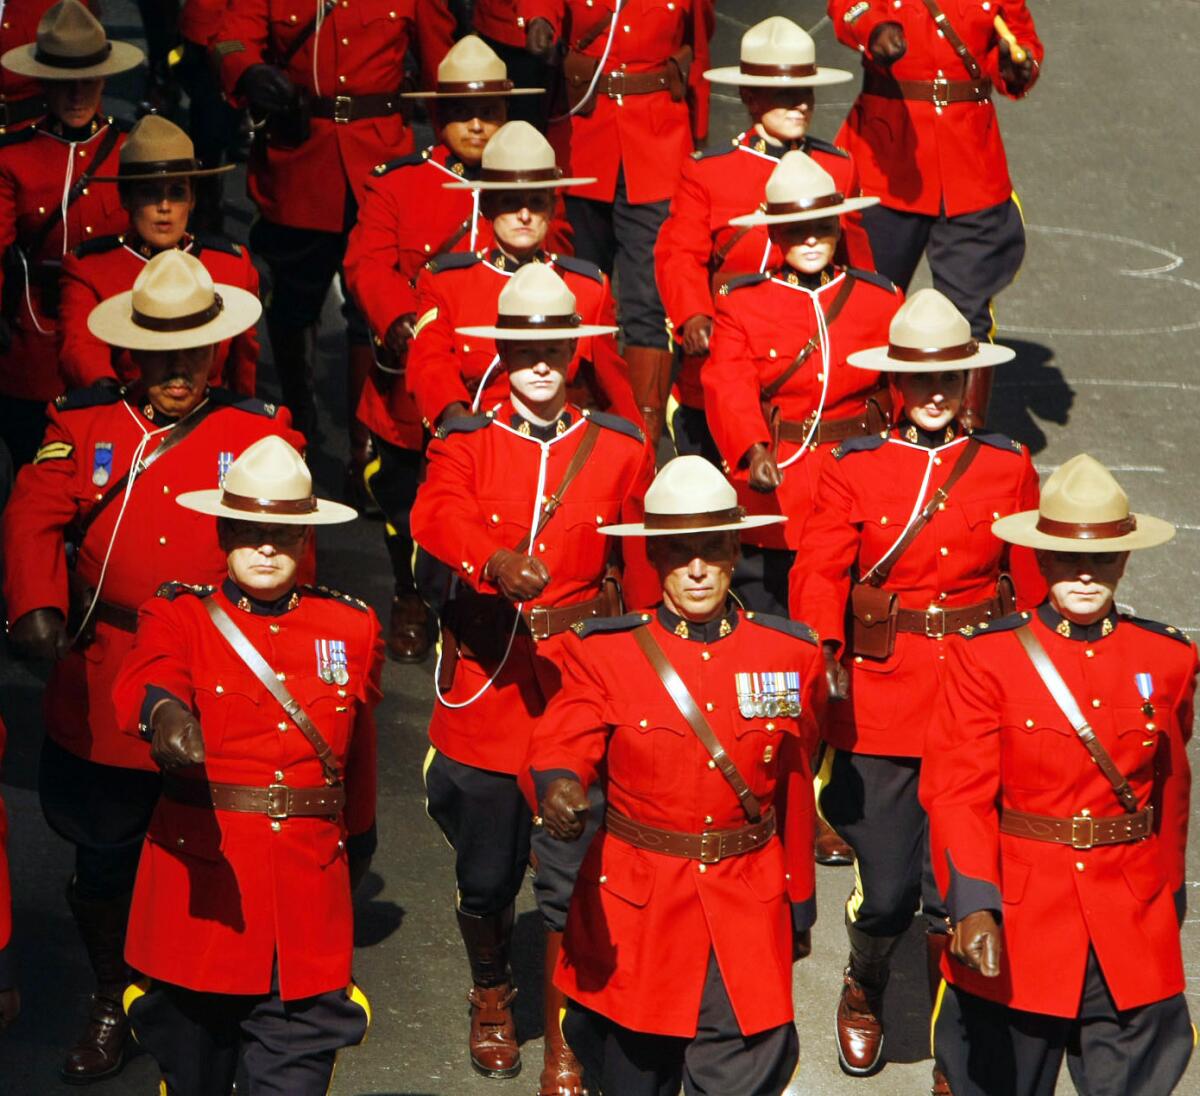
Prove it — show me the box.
[823,641,849,701]
[525,16,556,60]
[951,910,1002,978]
[149,699,206,770]
[437,400,473,428]
[680,314,713,357]
[540,777,589,841]
[238,63,297,114]
[9,608,69,661]
[997,38,1035,92]
[484,549,550,601]
[869,22,907,65]
[348,853,372,894]
[0,987,18,1030]
[746,442,783,493]
[385,313,417,359]
[793,927,812,962]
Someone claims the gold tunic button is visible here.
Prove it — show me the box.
[341,36,349,44]
[271,821,282,832]
[277,721,288,732]
[176,837,185,847]
[880,516,888,525]
[215,685,224,694]
[705,702,714,712]
[768,348,777,359]
[701,651,710,661]
[1080,809,1090,817]
[599,874,607,884]
[159,535,167,545]
[1075,861,1084,872]
[269,623,280,634]
[1145,723,1156,732]
[762,745,774,762]
[933,456,942,466]
[162,484,170,494]
[1025,719,1034,728]
[992,511,1000,520]
[275,771,284,781]
[423,243,431,252]
[939,547,949,556]
[538,542,546,552]
[1084,649,1094,658]
[707,759,717,770]
[816,372,825,382]
[638,719,648,728]
[337,689,347,698]
[697,863,707,873]
[765,722,775,731]
[338,75,347,84]
[37,205,45,214]
[491,513,500,523]
[704,815,713,824]
[289,12,297,20]
[854,656,863,664]
[1091,699,1101,709]
[276,672,286,682]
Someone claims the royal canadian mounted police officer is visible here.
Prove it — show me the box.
[113,436,382,1096]
[1,250,300,1083]
[410,262,654,1095]
[921,456,1196,1096]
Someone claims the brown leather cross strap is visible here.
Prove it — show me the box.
[710,225,753,280]
[999,806,1152,849]
[514,420,601,553]
[760,274,857,402]
[917,0,984,79]
[631,625,762,823]
[203,599,342,785]
[863,438,982,587]
[1014,624,1141,813]
[163,772,345,819]
[606,805,776,864]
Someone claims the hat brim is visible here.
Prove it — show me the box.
[990,510,1176,553]
[87,284,262,350]
[90,163,238,183]
[401,86,544,99]
[703,65,854,88]
[2,39,144,80]
[846,343,1016,372]
[455,322,618,341]
[600,514,787,537]
[444,175,597,191]
[730,194,880,226]
[174,490,358,525]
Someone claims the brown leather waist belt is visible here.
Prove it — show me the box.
[596,66,671,97]
[864,71,992,105]
[999,806,1153,849]
[163,773,346,819]
[310,92,402,123]
[776,390,892,447]
[93,598,139,633]
[605,805,776,864]
[894,595,1004,639]
[521,591,610,640]
[0,96,46,128]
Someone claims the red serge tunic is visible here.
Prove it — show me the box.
[410,405,654,775]
[112,581,382,999]
[527,606,825,1037]
[703,267,901,551]
[921,606,1195,1016]
[790,428,1042,758]
[829,0,1044,216]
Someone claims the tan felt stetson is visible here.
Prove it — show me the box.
[90,114,234,183]
[2,0,142,81]
[88,250,261,351]
[602,455,786,537]
[847,288,1016,373]
[401,34,542,99]
[444,120,595,191]
[456,262,617,341]
[991,454,1175,553]
[705,17,853,88]
[177,436,357,526]
[730,151,878,227]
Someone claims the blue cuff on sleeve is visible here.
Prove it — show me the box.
[531,767,580,806]
[791,895,817,934]
[139,685,186,741]
[946,851,1003,925]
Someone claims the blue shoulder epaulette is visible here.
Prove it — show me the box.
[54,383,126,411]
[743,610,819,646]
[1122,615,1193,646]
[847,267,899,294]
[0,126,37,150]
[969,431,1025,455]
[72,233,124,259]
[833,434,888,459]
[583,409,644,445]
[206,388,279,418]
[435,412,494,440]
[156,581,215,601]
[692,138,739,161]
[718,272,770,296]
[302,584,369,612]
[576,612,648,639]
[959,610,1032,638]
[192,232,243,258]
[805,135,850,159]
[553,253,604,285]
[372,148,432,176]
[426,251,481,275]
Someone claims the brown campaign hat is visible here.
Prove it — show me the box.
[90,114,235,183]
[443,120,595,191]
[705,17,853,88]
[176,436,357,526]
[601,455,786,537]
[991,455,1175,553]
[455,262,617,341]
[87,250,261,351]
[401,34,542,99]
[730,151,878,227]
[2,0,143,81]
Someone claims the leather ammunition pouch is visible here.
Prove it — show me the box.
[562,49,600,114]
[848,583,898,660]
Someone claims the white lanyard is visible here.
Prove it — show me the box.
[427,153,484,250]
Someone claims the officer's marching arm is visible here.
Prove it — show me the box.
[980,3,1044,99]
[654,157,724,342]
[405,268,478,429]
[1005,455,1048,607]
[702,291,774,474]
[57,252,117,388]
[341,613,385,880]
[1155,651,1196,922]
[574,275,643,426]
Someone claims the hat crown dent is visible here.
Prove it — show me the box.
[644,455,738,517]
[221,436,313,505]
[131,251,216,321]
[38,0,108,58]
[437,33,507,84]
[496,263,577,319]
[481,120,556,173]
[741,16,816,66]
[120,114,195,165]
[1040,454,1132,526]
[764,151,838,206]
[887,288,971,350]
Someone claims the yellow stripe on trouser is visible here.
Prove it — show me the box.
[820,747,867,923]
[665,392,679,444]
[322,983,373,1095]
[929,974,948,1058]
[363,455,398,537]
[986,188,1027,342]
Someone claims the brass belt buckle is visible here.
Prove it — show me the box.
[266,783,290,820]
[925,605,945,639]
[606,68,625,99]
[698,831,723,864]
[1070,815,1094,849]
[333,95,353,124]
[932,76,950,110]
[527,605,550,640]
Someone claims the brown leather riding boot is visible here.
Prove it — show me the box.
[457,905,521,1079]
[62,883,132,1084]
[623,346,675,456]
[835,923,899,1077]
[926,932,953,1096]
[539,931,585,1096]
[815,817,855,866]
[266,319,318,440]
[957,367,994,434]
[387,592,434,663]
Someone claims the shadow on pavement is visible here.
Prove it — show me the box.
[991,338,1075,456]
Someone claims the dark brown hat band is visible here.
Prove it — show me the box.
[495,312,579,329]
[1035,515,1138,540]
[120,159,201,177]
[764,192,844,215]
[888,339,979,362]
[437,78,514,94]
[35,43,112,69]
[479,166,562,183]
[740,61,818,77]
[643,507,745,530]
[131,293,223,332]
[219,491,318,516]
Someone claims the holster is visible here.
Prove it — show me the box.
[563,48,600,115]
[437,590,518,692]
[996,572,1016,615]
[665,44,693,102]
[848,583,898,660]
[261,87,312,149]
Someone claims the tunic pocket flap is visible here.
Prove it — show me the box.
[1122,854,1166,902]
[585,838,654,907]
[1000,856,1031,905]
[146,802,227,862]
[739,845,786,902]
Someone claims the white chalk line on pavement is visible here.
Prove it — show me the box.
[996,377,1200,393]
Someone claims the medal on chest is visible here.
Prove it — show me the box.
[316,638,350,686]
[92,441,113,486]
[217,451,233,486]
[735,671,803,719]
[1135,672,1155,719]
